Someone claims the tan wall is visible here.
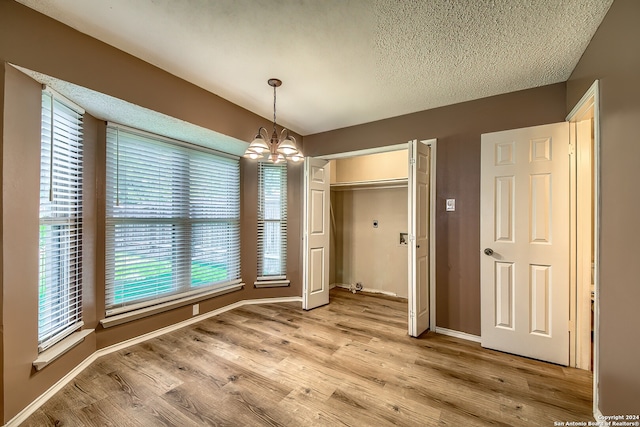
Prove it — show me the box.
[305,84,567,336]
[332,150,408,183]
[332,187,408,297]
[567,0,640,415]
[0,2,303,422]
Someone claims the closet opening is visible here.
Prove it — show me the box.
[329,149,410,299]
[303,139,436,336]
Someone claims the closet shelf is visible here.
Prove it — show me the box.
[330,178,408,191]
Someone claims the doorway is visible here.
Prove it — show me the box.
[302,140,437,338]
[479,81,600,416]
[567,80,600,416]
[329,150,410,299]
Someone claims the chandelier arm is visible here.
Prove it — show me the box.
[257,126,269,140]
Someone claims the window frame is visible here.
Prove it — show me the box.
[104,125,242,317]
[38,89,85,353]
[256,162,288,282]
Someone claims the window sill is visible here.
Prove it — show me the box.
[33,329,94,371]
[254,279,290,288]
[100,282,244,329]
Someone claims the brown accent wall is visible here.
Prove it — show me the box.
[83,106,99,332]
[240,159,304,296]
[304,83,567,336]
[567,0,640,415]
[0,2,303,422]
[1,63,98,422]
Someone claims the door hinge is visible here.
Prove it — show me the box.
[409,310,416,319]
[569,143,575,155]
[410,158,416,165]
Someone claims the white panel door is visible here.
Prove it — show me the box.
[408,140,430,337]
[480,122,570,365]
[303,157,330,310]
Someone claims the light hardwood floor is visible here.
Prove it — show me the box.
[22,289,593,426]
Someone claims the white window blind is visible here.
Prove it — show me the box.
[38,90,84,352]
[257,162,287,279]
[105,126,241,315]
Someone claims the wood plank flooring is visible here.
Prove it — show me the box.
[22,289,593,426]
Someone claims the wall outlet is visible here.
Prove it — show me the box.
[192,303,199,316]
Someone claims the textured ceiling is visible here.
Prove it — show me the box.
[15,0,612,136]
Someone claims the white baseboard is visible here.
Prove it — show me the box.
[98,296,302,355]
[334,283,401,298]
[362,288,400,298]
[594,408,603,423]
[6,352,100,427]
[435,327,482,343]
[4,296,302,427]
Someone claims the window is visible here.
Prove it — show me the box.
[257,162,287,279]
[38,90,84,352]
[105,126,241,315]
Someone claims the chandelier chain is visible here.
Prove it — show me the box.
[273,84,277,135]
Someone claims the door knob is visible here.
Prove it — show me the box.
[484,248,494,256]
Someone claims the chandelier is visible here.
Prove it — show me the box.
[243,78,303,163]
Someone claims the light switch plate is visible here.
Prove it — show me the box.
[446,199,456,212]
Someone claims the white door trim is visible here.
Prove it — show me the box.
[318,143,409,160]
[567,80,600,418]
[428,140,437,330]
